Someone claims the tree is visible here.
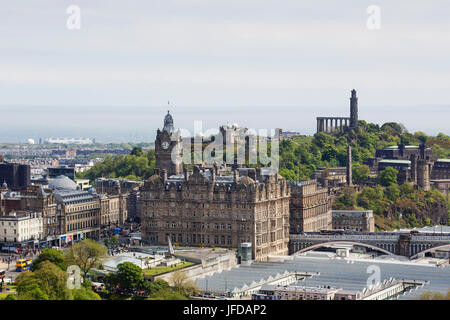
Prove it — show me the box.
[414,131,428,144]
[65,239,107,280]
[31,248,66,272]
[16,261,72,300]
[333,186,357,210]
[385,184,401,202]
[419,290,450,300]
[104,261,148,295]
[379,167,398,187]
[168,270,198,296]
[116,262,145,291]
[130,146,143,157]
[352,163,370,184]
[70,279,102,300]
[16,283,49,300]
[279,168,297,181]
[110,235,119,247]
[381,122,405,135]
[72,287,101,300]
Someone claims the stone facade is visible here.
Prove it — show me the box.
[332,210,375,232]
[430,159,450,180]
[155,111,183,176]
[0,211,43,244]
[140,166,290,261]
[95,177,142,222]
[367,144,450,191]
[1,182,127,246]
[289,180,331,233]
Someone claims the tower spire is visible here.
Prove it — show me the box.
[350,89,358,129]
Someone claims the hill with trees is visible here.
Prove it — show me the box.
[278,121,450,181]
[77,147,156,181]
[277,122,449,231]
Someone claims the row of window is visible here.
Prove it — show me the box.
[67,211,96,221]
[66,204,97,213]
[67,220,98,232]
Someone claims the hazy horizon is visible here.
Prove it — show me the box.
[1,1,450,143]
[0,104,448,144]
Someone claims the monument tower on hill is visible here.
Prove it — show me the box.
[349,89,359,129]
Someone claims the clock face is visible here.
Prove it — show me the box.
[161,141,170,150]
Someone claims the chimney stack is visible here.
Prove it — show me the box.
[248,168,256,180]
[184,167,189,181]
[161,169,167,184]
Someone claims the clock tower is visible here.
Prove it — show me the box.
[155,111,183,176]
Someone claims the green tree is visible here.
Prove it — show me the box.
[16,261,72,300]
[65,239,107,280]
[279,168,297,181]
[71,280,102,301]
[110,235,119,247]
[16,283,49,300]
[381,122,405,135]
[414,131,428,144]
[31,248,66,272]
[385,184,401,202]
[379,167,398,187]
[130,146,143,157]
[104,261,150,295]
[72,287,101,300]
[115,262,145,291]
[352,163,370,184]
[333,186,357,210]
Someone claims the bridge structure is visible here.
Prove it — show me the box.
[289,232,450,259]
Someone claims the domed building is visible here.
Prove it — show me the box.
[47,175,78,191]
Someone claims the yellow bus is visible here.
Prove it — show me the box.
[16,259,32,272]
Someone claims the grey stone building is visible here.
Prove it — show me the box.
[140,166,291,261]
[332,210,375,232]
[289,180,332,233]
[316,89,359,134]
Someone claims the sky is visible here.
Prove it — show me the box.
[0,1,449,142]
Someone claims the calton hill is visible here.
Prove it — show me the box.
[77,121,450,232]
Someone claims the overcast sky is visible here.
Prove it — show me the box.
[0,1,449,141]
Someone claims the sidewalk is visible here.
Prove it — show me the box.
[0,261,10,271]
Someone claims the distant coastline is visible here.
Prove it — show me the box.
[0,104,448,143]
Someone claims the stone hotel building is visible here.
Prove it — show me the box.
[141,166,290,261]
[141,112,291,261]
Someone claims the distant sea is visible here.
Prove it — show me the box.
[0,105,448,143]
